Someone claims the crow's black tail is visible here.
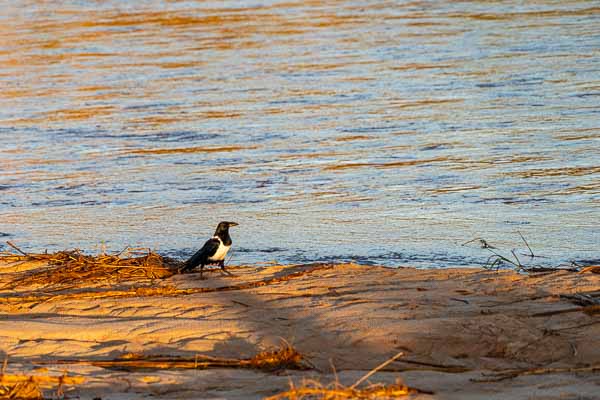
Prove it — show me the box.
[180,248,205,273]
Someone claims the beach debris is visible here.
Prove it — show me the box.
[472,363,600,382]
[578,265,600,274]
[0,373,83,400]
[0,378,43,400]
[462,232,597,273]
[34,343,309,373]
[265,380,417,400]
[0,242,180,290]
[266,352,425,399]
[560,292,600,307]
[0,261,333,305]
[528,292,600,317]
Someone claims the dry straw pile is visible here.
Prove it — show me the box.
[0,242,180,290]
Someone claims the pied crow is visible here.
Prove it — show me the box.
[181,221,238,278]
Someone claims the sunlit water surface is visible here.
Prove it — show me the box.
[1,1,599,268]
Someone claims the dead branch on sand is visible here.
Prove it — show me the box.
[472,363,600,382]
[560,292,600,306]
[33,344,308,373]
[531,292,600,317]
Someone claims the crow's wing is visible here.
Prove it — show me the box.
[184,238,220,270]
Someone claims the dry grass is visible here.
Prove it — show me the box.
[265,380,417,400]
[247,344,308,372]
[0,242,180,290]
[0,379,43,400]
[0,373,83,400]
[265,351,422,399]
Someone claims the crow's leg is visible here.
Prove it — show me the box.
[199,264,205,280]
[219,260,234,276]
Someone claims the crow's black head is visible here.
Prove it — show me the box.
[215,221,238,233]
[214,221,238,243]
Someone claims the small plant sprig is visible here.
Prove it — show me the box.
[462,232,580,273]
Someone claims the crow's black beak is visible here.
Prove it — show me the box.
[228,222,239,227]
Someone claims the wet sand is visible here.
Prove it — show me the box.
[1,261,599,399]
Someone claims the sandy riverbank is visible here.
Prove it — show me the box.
[1,260,599,399]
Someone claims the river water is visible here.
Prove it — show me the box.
[1,1,599,268]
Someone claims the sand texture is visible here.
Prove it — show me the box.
[1,261,599,399]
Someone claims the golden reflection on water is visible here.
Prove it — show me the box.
[127,145,257,156]
[509,166,600,179]
[1,1,599,267]
[324,156,455,171]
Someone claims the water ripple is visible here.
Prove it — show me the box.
[0,0,598,267]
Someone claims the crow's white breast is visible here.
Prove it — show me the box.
[208,236,230,261]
